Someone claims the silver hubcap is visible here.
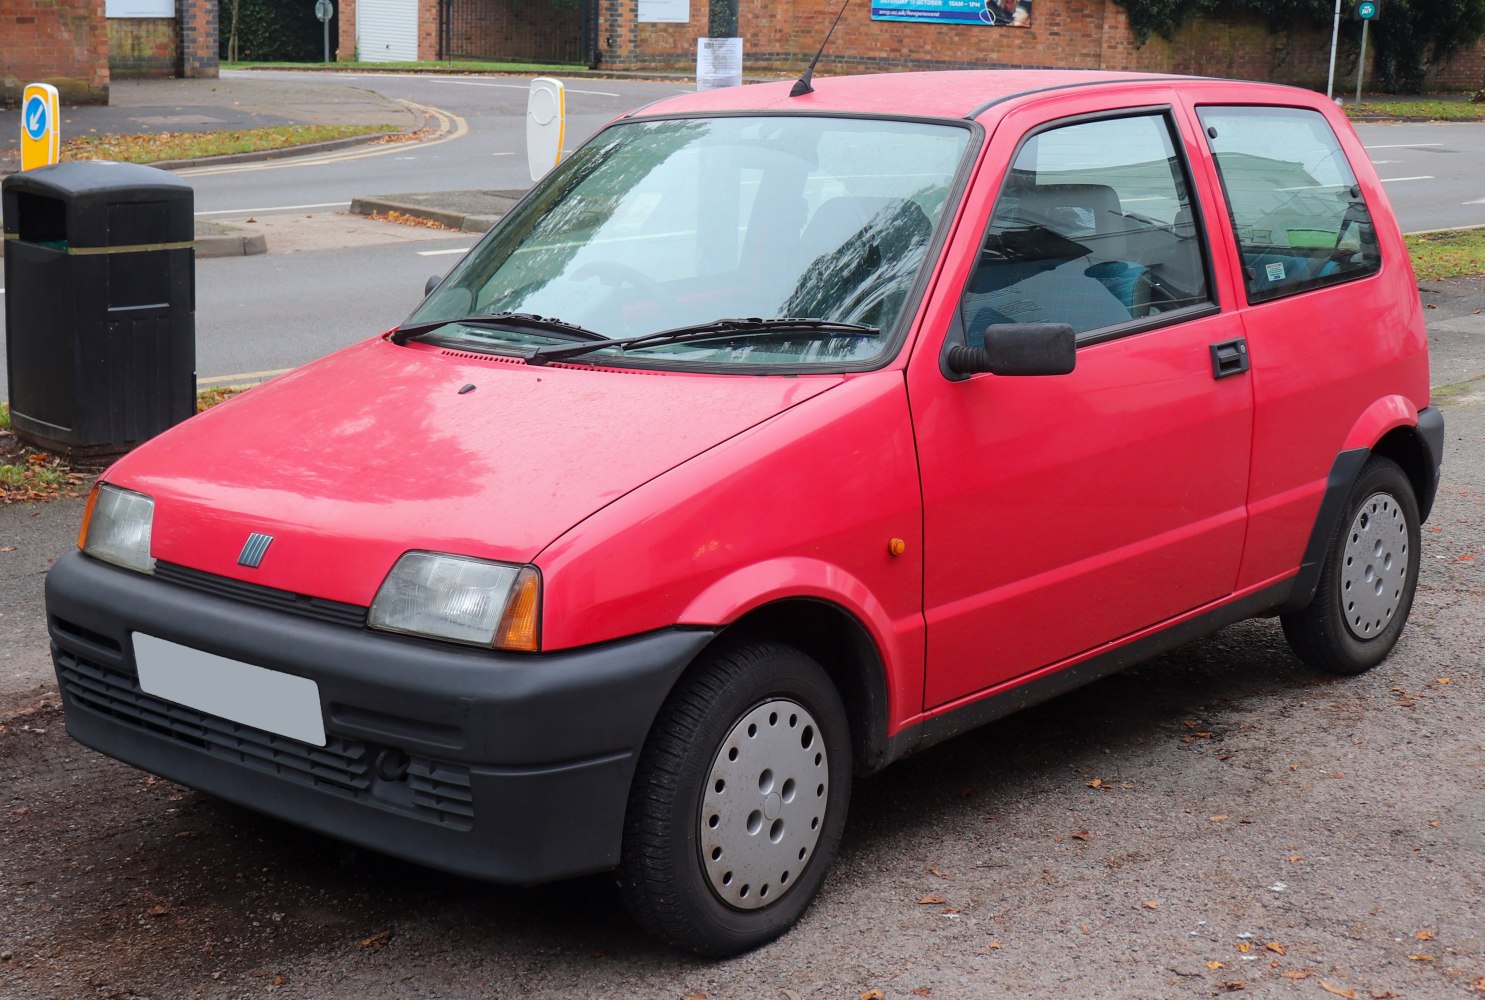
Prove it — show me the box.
[1340,491,1409,640]
[699,698,829,910]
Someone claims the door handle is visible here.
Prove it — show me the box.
[1209,338,1250,379]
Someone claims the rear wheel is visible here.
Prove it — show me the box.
[1282,456,1420,675]
[617,642,850,957]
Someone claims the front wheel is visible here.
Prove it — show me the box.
[1282,456,1421,675]
[617,642,851,957]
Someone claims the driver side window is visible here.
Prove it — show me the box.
[961,112,1212,343]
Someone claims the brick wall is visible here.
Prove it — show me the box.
[178,0,219,77]
[337,0,356,60]
[447,0,583,62]
[108,17,178,78]
[1,0,109,105]
[418,0,437,59]
[596,0,1480,92]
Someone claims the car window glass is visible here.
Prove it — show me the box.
[961,112,1211,343]
[410,116,971,370]
[1197,106,1380,303]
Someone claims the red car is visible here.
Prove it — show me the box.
[49,70,1443,956]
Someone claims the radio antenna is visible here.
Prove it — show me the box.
[791,0,852,97]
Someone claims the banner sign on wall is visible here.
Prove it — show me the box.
[639,0,691,22]
[871,0,1032,26]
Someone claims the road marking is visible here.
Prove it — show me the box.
[177,101,468,177]
[1369,159,1399,164]
[198,368,292,387]
[1364,142,1444,149]
[1380,175,1434,183]
[417,248,472,256]
[195,202,347,217]
[1464,198,1485,205]
[426,78,622,97]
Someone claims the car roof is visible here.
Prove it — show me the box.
[626,70,1278,122]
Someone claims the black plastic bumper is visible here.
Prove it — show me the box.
[46,551,715,884]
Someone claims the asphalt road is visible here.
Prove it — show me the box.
[178,71,688,215]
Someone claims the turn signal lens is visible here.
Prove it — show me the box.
[494,567,541,652]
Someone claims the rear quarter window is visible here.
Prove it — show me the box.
[1197,106,1380,304]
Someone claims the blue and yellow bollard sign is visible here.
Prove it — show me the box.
[20,83,61,171]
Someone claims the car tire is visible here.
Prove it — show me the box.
[617,641,851,957]
[1282,456,1421,675]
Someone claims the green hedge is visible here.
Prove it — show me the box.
[221,0,334,62]
[1112,0,1485,93]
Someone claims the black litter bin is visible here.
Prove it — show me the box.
[3,161,195,456]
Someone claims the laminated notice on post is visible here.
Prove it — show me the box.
[697,37,744,91]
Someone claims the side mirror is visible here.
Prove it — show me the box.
[424,274,442,297]
[945,322,1076,378]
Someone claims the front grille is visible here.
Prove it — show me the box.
[154,562,368,629]
[58,652,474,830]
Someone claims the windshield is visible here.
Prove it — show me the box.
[404,115,973,370]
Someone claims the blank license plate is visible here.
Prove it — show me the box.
[132,633,326,746]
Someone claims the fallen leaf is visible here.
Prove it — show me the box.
[272,977,285,987]
[912,989,932,997]
[1087,778,1103,789]
[1407,954,1434,962]
[860,991,886,1000]
[1280,970,1312,980]
[918,894,946,905]
[928,867,950,879]
[976,941,1003,953]
[1371,992,1398,999]
[1321,983,1360,999]
[1223,982,1246,992]
[147,904,170,916]
[1142,901,1160,909]
[1265,942,1286,956]
[1470,977,1485,992]
[1436,677,1451,684]
[682,994,710,1000]
[1079,922,1091,934]
[1414,929,1435,941]
[1070,831,1092,841]
[0,546,15,552]
[358,929,393,950]
[1210,815,1229,822]
[1236,942,1253,954]
[1207,960,1225,970]
[1428,820,1441,827]
[1287,854,1304,862]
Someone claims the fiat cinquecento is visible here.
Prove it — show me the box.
[48,70,1443,956]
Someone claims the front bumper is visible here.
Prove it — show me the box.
[46,551,715,883]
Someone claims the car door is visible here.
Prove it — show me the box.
[1187,100,1429,591]
[907,98,1255,709]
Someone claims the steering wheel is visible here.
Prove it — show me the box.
[570,260,680,313]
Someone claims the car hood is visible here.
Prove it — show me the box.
[109,337,843,606]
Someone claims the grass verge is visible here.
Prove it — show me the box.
[0,389,247,504]
[224,59,585,75]
[61,124,400,165]
[1405,229,1485,281]
[1345,99,1485,122]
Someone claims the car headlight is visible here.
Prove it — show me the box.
[78,483,156,575]
[369,551,540,651]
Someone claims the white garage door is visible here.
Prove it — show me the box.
[358,0,418,62]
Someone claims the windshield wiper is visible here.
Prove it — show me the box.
[391,311,608,346]
[523,317,879,366]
